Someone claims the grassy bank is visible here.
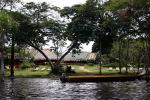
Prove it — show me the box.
[5,65,58,78]
[4,64,140,78]
[64,65,137,75]
[6,70,48,77]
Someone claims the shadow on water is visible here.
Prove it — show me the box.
[0,78,150,100]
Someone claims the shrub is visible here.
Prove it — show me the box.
[86,63,95,66]
[103,62,131,68]
[87,60,96,66]
[20,62,35,69]
[103,62,119,68]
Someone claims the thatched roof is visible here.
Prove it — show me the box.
[29,49,97,61]
[3,53,23,60]
[32,49,58,60]
[63,52,96,61]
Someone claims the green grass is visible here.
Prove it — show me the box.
[64,65,135,75]
[36,65,50,69]
[4,64,138,78]
[5,70,50,77]
[15,70,49,77]
[4,65,56,78]
[84,65,99,73]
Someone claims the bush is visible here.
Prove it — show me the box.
[86,63,95,66]
[20,62,35,69]
[104,62,132,68]
[88,60,96,63]
[87,60,96,66]
[103,62,119,68]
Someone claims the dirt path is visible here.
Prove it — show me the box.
[79,67,91,72]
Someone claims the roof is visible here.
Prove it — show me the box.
[3,53,23,60]
[63,52,96,61]
[87,53,97,60]
[29,49,97,61]
[33,49,58,60]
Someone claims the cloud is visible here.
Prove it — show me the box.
[21,0,86,8]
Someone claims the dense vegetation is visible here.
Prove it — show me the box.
[0,0,150,79]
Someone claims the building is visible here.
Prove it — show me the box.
[29,49,97,65]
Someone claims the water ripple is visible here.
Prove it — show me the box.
[0,78,150,100]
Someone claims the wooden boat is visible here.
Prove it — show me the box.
[60,73,145,83]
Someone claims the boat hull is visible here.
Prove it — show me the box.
[60,74,144,83]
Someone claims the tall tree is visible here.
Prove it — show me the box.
[60,0,118,74]
[13,2,64,74]
[104,0,150,75]
[0,11,17,80]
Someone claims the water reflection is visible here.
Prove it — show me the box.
[0,78,150,100]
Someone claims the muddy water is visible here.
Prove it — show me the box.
[0,78,150,100]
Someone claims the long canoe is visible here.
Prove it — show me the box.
[60,73,145,82]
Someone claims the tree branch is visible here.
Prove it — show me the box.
[57,40,78,65]
[25,40,54,71]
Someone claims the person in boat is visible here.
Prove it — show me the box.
[65,66,75,74]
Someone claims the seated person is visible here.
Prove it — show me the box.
[65,66,75,73]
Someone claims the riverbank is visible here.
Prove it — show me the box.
[5,70,59,78]
[3,64,143,78]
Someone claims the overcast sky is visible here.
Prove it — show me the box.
[21,0,93,52]
[21,0,86,8]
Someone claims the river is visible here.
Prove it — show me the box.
[0,78,150,100]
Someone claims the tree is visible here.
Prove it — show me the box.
[0,0,21,78]
[0,0,20,10]
[0,10,18,80]
[104,0,135,73]
[13,2,65,74]
[104,0,150,75]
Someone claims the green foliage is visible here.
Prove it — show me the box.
[104,0,149,11]
[1,0,150,75]
[92,35,115,54]
[23,2,50,22]
[14,2,64,49]
[20,61,35,69]
[0,11,18,32]
[61,0,117,54]
[104,0,130,11]
[86,63,95,66]
[103,62,121,68]
[107,39,146,67]
[5,70,50,78]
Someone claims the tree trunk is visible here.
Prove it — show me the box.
[119,40,122,74]
[126,38,129,73]
[26,40,78,74]
[145,38,150,81]
[35,46,54,72]
[142,37,150,82]
[99,38,102,74]
[54,41,78,74]
[137,53,141,73]
[0,33,5,81]
[27,42,54,73]
[10,34,15,77]
[0,52,5,81]
[57,41,77,65]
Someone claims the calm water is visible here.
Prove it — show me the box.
[0,78,150,100]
